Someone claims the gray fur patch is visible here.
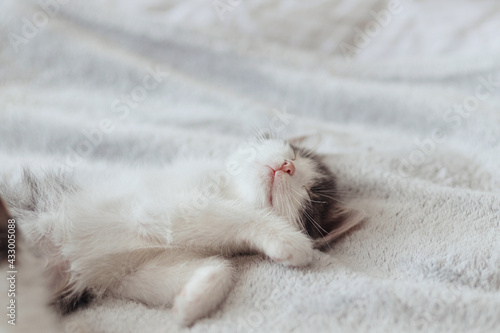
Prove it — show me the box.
[0,168,78,220]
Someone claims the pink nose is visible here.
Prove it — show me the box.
[279,160,295,176]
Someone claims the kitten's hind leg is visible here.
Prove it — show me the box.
[173,256,235,326]
[109,250,234,326]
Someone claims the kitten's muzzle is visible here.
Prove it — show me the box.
[278,160,295,176]
[267,160,295,176]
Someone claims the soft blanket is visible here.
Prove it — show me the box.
[1,0,499,332]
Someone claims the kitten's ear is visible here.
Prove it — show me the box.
[289,133,322,151]
[313,205,365,250]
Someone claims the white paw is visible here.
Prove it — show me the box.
[173,288,201,327]
[172,269,214,327]
[266,232,315,267]
[172,263,233,327]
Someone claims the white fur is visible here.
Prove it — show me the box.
[22,139,326,326]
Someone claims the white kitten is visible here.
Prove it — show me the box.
[3,138,363,326]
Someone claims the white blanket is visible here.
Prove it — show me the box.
[1,0,500,332]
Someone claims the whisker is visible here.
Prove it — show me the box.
[313,188,364,198]
[288,191,309,234]
[246,122,265,141]
[309,199,328,204]
[289,190,329,237]
[283,190,297,228]
[301,208,332,251]
[310,192,350,206]
[289,187,335,250]
[284,187,304,228]
[314,189,359,196]
[290,188,312,203]
[302,208,329,235]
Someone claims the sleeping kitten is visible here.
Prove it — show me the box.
[4,138,364,326]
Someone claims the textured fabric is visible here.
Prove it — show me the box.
[1,0,500,332]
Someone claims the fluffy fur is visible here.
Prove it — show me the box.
[3,138,363,326]
[0,198,61,333]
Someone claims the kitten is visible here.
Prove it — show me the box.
[4,138,364,326]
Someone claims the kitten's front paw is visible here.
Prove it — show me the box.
[266,232,315,267]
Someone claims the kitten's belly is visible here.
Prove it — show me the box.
[55,159,230,252]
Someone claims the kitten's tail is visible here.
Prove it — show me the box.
[0,168,76,219]
[1,169,95,315]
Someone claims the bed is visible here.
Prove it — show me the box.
[1,0,499,332]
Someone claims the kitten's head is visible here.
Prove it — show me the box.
[230,138,364,249]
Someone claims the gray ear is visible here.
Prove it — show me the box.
[313,205,365,250]
[289,133,322,151]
